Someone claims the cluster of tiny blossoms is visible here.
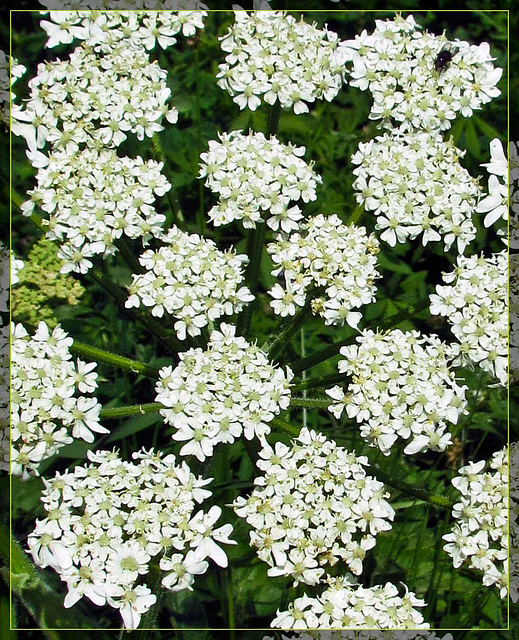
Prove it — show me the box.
[39,1,207,9]
[40,10,206,51]
[199,131,321,230]
[443,447,508,599]
[346,15,502,132]
[476,138,509,230]
[126,226,253,340]
[233,428,394,586]
[11,322,107,478]
[267,215,380,328]
[0,244,8,472]
[430,251,508,386]
[156,324,293,461]
[217,11,350,114]
[21,148,170,274]
[328,329,467,456]
[351,132,479,252]
[28,448,236,629]
[0,50,25,127]
[262,632,452,640]
[271,576,429,630]
[510,441,519,603]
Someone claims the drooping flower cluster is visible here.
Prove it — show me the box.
[267,215,380,328]
[328,329,467,456]
[126,226,253,340]
[271,576,429,630]
[156,323,293,461]
[199,130,321,230]
[345,14,502,132]
[351,132,479,252]
[443,447,508,599]
[0,49,25,127]
[429,251,508,386]
[21,148,170,274]
[12,41,178,158]
[28,448,236,629]
[11,321,107,478]
[39,9,206,51]
[476,138,509,230]
[217,11,350,114]
[233,427,394,586]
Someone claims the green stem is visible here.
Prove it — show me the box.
[290,397,330,409]
[71,341,159,378]
[292,372,346,393]
[289,297,430,375]
[151,135,183,228]
[267,300,314,362]
[270,416,300,438]
[100,403,163,420]
[113,238,144,275]
[131,564,165,635]
[227,568,235,638]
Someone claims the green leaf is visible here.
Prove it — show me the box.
[377,253,413,275]
[473,115,503,143]
[106,412,161,443]
[465,118,481,159]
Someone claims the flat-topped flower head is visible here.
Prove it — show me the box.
[430,251,508,386]
[329,329,467,456]
[233,427,394,586]
[28,447,235,629]
[267,215,380,328]
[217,11,351,114]
[199,130,321,230]
[271,575,429,630]
[345,15,502,132]
[40,9,207,52]
[443,447,508,599]
[126,226,253,340]
[156,323,293,461]
[351,132,479,253]
[10,321,107,478]
[21,148,169,274]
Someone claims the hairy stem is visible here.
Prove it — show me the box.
[71,341,159,378]
[100,403,163,420]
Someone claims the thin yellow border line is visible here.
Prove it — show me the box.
[8,6,511,633]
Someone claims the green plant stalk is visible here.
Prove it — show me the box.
[290,397,330,409]
[270,416,300,438]
[100,403,163,420]
[150,135,183,227]
[267,301,314,362]
[113,237,145,275]
[292,372,345,393]
[289,297,431,375]
[71,341,159,378]
[131,564,165,636]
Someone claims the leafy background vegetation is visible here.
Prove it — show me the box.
[2,6,515,637]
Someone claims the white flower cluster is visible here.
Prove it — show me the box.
[40,0,207,8]
[510,141,519,247]
[40,10,206,51]
[11,321,108,478]
[346,15,502,132]
[443,447,508,599]
[476,138,509,229]
[156,323,292,461]
[126,226,253,340]
[328,329,467,456]
[351,132,479,252]
[21,148,170,274]
[12,41,178,158]
[271,576,429,630]
[263,632,452,640]
[0,49,25,127]
[267,215,379,328]
[510,441,519,604]
[233,427,394,586]
[0,244,11,473]
[28,448,236,629]
[430,251,508,386]
[217,11,350,114]
[199,130,321,230]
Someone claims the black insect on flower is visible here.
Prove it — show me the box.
[434,43,457,73]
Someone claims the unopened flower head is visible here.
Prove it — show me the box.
[217,11,350,114]
[126,226,254,340]
[346,15,502,132]
[476,138,509,230]
[12,41,178,156]
[271,575,429,630]
[199,130,321,230]
[267,215,380,328]
[443,447,508,599]
[0,49,25,128]
[40,9,207,51]
[156,323,293,461]
[329,329,467,456]
[21,148,170,274]
[351,132,479,253]
[430,251,508,386]
[27,448,236,629]
[233,427,394,586]
[10,321,107,478]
